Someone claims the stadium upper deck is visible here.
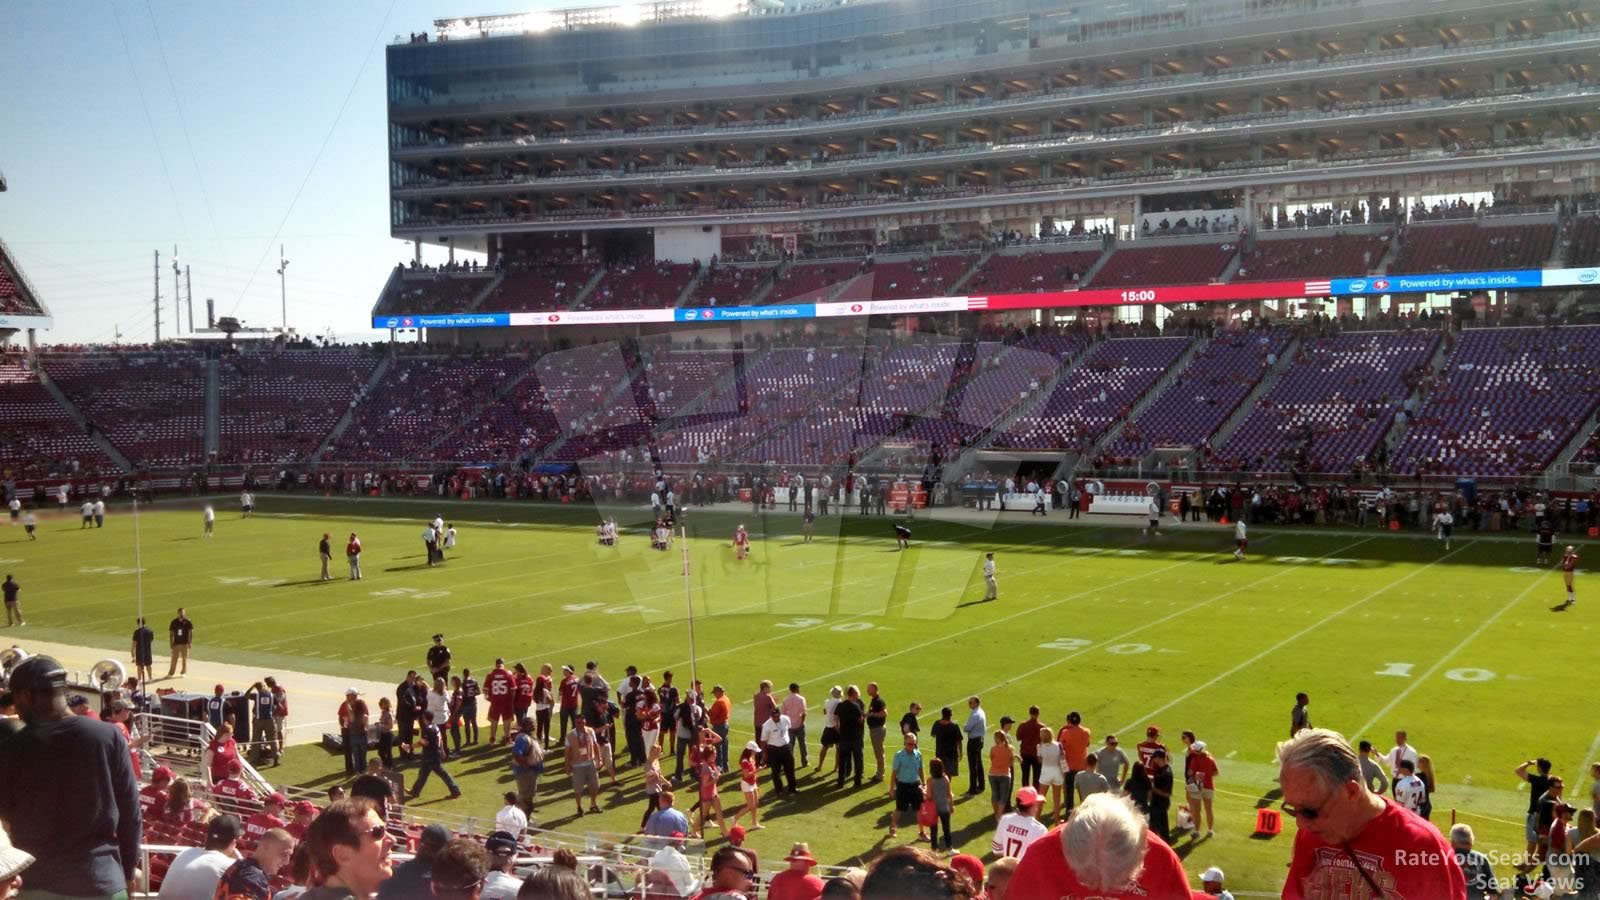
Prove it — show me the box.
[385,0,1599,248]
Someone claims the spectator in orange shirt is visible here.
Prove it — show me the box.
[1059,712,1092,811]
[708,685,732,770]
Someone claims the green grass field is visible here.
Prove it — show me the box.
[6,494,1596,892]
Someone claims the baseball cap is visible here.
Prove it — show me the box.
[1201,867,1225,884]
[1191,741,1207,753]
[0,820,34,882]
[67,694,90,708]
[418,824,452,850]
[110,698,133,712]
[562,664,574,673]
[1015,786,1041,807]
[949,854,985,885]
[214,684,225,693]
[999,715,1015,726]
[294,800,318,815]
[432,633,444,640]
[727,825,747,843]
[152,765,175,783]
[7,655,66,692]
[345,687,359,696]
[264,792,287,806]
[745,740,761,753]
[226,759,243,774]
[485,831,518,855]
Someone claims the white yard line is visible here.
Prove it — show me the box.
[948,536,1378,716]
[1351,569,1548,738]
[1115,540,1474,736]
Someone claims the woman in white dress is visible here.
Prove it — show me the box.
[1036,726,1066,824]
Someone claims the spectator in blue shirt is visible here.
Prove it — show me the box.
[964,696,988,795]
[889,733,927,842]
[644,791,690,843]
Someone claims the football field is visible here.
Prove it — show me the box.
[6,494,1595,893]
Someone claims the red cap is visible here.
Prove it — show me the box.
[215,684,226,694]
[226,759,242,774]
[294,800,318,815]
[950,854,985,884]
[727,825,747,843]
[265,792,287,806]
[152,765,175,783]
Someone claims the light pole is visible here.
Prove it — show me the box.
[276,246,289,335]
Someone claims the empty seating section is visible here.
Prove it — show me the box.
[446,373,563,462]
[218,351,378,464]
[484,263,600,312]
[1104,328,1290,461]
[323,357,527,461]
[1568,215,1600,267]
[1214,331,1439,471]
[655,348,866,463]
[948,340,1083,431]
[1235,234,1390,281]
[1391,327,1600,476]
[996,337,1191,450]
[581,261,697,309]
[1392,222,1556,273]
[0,359,113,476]
[533,344,654,461]
[766,260,861,303]
[1087,242,1238,288]
[375,272,495,315]
[964,249,1102,294]
[689,263,778,306]
[855,344,961,417]
[640,349,740,419]
[43,353,207,467]
[867,255,976,300]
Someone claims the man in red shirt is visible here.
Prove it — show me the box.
[244,792,288,842]
[558,664,580,745]
[140,765,174,821]
[1016,706,1044,790]
[1279,728,1466,899]
[484,658,517,745]
[284,800,317,840]
[766,843,824,900]
[1135,725,1165,775]
[214,759,260,806]
[1007,793,1191,898]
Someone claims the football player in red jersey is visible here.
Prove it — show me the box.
[1562,545,1579,608]
[485,658,517,745]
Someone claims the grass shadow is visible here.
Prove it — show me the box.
[955,598,995,609]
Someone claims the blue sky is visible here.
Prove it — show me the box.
[0,0,519,344]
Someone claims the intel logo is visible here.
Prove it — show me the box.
[1581,270,1598,284]
[682,310,698,320]
[385,318,400,328]
[1348,280,1367,293]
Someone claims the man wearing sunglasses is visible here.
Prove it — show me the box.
[699,846,758,900]
[1279,729,1465,899]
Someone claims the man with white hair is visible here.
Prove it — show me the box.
[1006,793,1191,897]
[1278,728,1464,898]
[1449,823,1496,897]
